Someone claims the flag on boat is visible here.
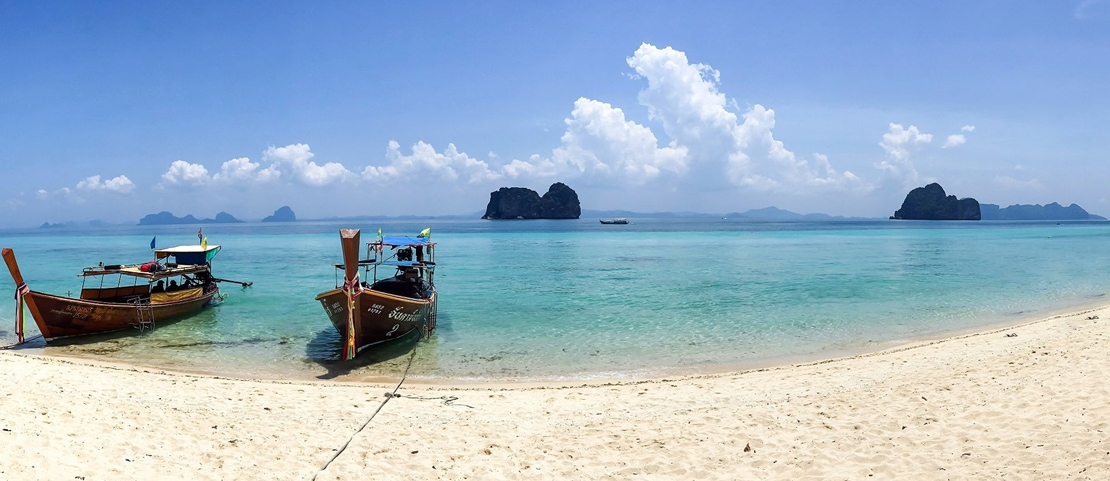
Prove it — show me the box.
[344,274,359,360]
[418,227,431,238]
[345,316,356,360]
[150,236,156,250]
[201,236,208,250]
[14,282,29,344]
[197,228,203,244]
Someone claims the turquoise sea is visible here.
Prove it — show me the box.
[2,218,1109,381]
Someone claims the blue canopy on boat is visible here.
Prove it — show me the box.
[377,236,434,247]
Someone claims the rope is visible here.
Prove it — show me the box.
[311,346,418,480]
[309,338,472,479]
[386,393,473,409]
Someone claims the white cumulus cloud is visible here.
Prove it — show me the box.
[262,143,351,186]
[35,174,135,204]
[875,123,932,185]
[76,174,136,193]
[500,154,561,179]
[622,43,863,192]
[626,43,746,184]
[942,134,966,148]
[943,124,975,148]
[879,123,932,160]
[161,160,210,187]
[549,97,688,183]
[362,141,500,184]
[212,157,281,183]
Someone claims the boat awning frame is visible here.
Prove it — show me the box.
[80,263,211,281]
[334,260,434,270]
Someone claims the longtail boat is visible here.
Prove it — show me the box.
[315,229,438,360]
[3,244,223,343]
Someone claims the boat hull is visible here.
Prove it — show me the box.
[315,288,435,351]
[24,288,219,341]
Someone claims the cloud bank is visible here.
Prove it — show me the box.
[156,144,344,189]
[23,43,982,219]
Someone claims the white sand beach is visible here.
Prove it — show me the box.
[3,305,1110,480]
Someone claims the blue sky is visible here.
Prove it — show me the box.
[2,1,1108,226]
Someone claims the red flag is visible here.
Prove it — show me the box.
[197,228,203,244]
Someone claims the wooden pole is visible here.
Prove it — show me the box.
[339,229,362,360]
[212,277,253,287]
[2,248,51,340]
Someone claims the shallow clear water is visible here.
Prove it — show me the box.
[2,218,1109,381]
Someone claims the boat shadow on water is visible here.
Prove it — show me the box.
[12,308,227,355]
[0,330,47,350]
[306,327,427,380]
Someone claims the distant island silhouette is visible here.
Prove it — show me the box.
[261,206,296,222]
[37,201,1103,229]
[137,211,244,225]
[723,206,873,221]
[980,202,1106,220]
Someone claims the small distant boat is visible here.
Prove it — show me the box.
[315,229,438,360]
[2,244,224,343]
[600,218,629,225]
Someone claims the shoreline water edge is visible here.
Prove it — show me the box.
[2,301,1109,479]
[12,293,1110,385]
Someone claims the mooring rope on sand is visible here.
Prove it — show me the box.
[311,342,470,479]
[385,392,473,409]
[311,347,417,480]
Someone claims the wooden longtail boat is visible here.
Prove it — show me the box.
[315,229,437,360]
[2,244,222,342]
[600,218,629,224]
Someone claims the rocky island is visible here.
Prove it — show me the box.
[892,183,981,221]
[482,182,581,220]
[261,206,297,222]
[138,211,244,225]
